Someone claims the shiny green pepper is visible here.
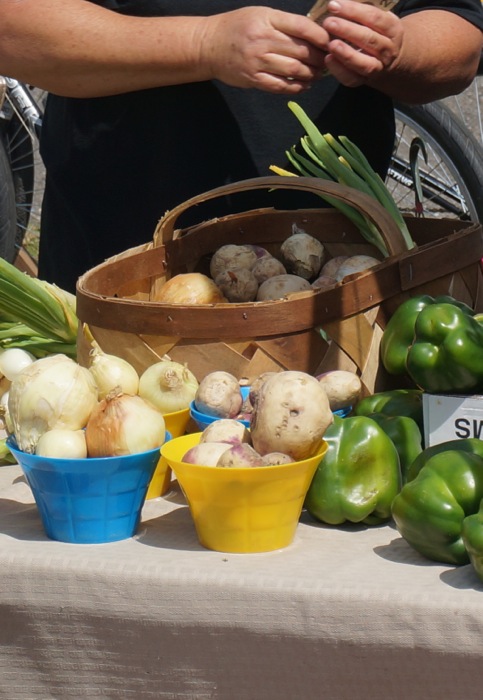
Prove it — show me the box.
[304,415,401,526]
[380,295,474,376]
[461,501,483,581]
[407,437,483,482]
[368,413,422,485]
[354,389,423,430]
[392,449,483,565]
[406,303,483,393]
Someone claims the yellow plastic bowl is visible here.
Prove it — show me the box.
[146,407,191,500]
[161,433,328,553]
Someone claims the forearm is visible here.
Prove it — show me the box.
[369,11,483,103]
[0,0,331,98]
[0,0,215,97]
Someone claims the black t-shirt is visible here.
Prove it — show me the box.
[38,0,483,291]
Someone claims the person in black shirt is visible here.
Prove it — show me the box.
[0,0,481,291]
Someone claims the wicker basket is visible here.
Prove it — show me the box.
[76,177,483,396]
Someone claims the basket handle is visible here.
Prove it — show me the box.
[152,176,409,256]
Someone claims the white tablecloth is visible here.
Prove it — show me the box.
[1,463,483,700]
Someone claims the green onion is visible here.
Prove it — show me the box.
[0,258,78,356]
[270,101,416,255]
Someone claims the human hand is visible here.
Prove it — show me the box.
[200,7,330,94]
[321,0,404,86]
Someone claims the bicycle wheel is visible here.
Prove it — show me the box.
[0,134,18,262]
[388,101,483,222]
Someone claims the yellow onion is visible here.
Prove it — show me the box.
[138,360,199,414]
[8,354,99,454]
[85,390,166,457]
[36,429,87,459]
[88,342,139,399]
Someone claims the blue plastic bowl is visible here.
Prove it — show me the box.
[7,433,171,545]
[190,386,251,431]
[333,406,352,418]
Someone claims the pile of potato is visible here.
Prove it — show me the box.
[154,228,381,304]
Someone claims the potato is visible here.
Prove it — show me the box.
[200,419,251,446]
[216,443,264,468]
[209,244,258,279]
[261,452,293,465]
[319,256,349,279]
[335,255,381,282]
[317,370,362,410]
[251,256,287,284]
[250,370,333,461]
[214,268,259,302]
[183,442,232,466]
[194,371,243,418]
[256,274,312,301]
[311,275,337,290]
[280,229,324,280]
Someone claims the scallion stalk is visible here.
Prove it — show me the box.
[269,101,416,254]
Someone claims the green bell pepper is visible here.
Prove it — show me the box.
[381,294,474,376]
[406,303,483,393]
[461,501,483,581]
[368,413,422,485]
[407,437,483,482]
[392,449,483,565]
[305,415,401,526]
[354,389,423,430]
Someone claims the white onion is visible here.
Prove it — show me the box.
[8,354,99,454]
[0,348,35,382]
[88,343,139,399]
[36,429,88,459]
[85,391,166,457]
[138,360,198,414]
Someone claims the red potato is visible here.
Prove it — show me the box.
[250,371,333,461]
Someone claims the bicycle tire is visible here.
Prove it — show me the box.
[0,134,19,263]
[388,101,483,222]
[5,111,37,250]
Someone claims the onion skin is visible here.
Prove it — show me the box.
[85,392,166,457]
[8,354,99,454]
[36,429,88,459]
[153,273,226,305]
[139,360,198,414]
